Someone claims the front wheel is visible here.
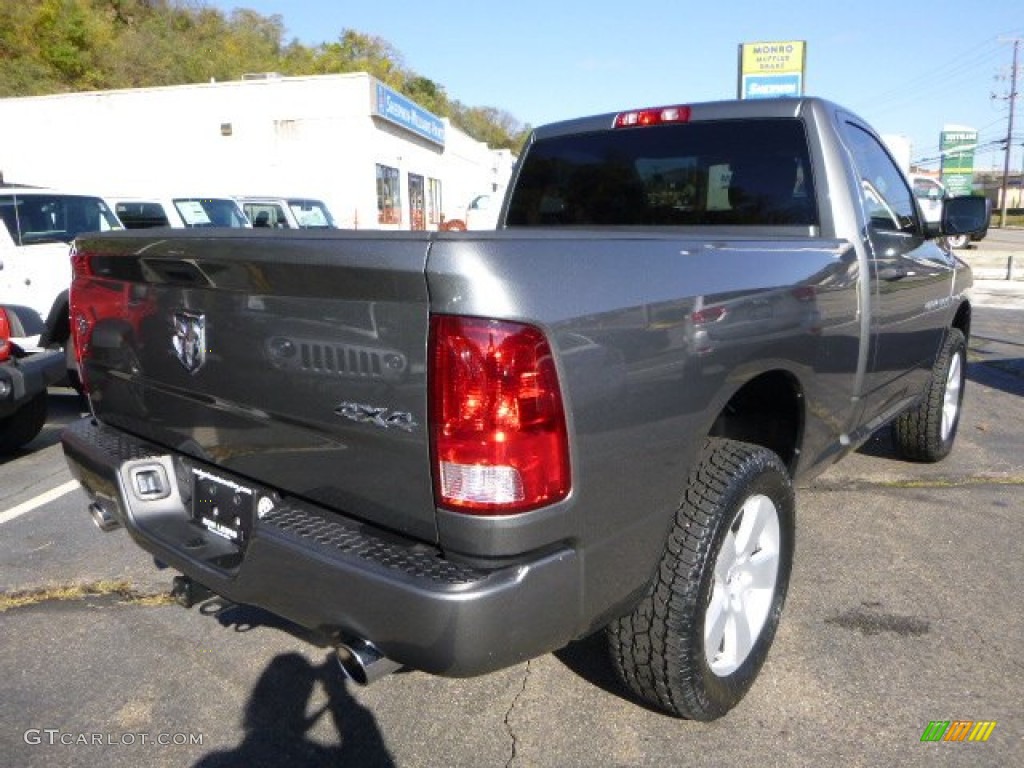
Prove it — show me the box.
[607,438,795,720]
[945,234,969,249]
[892,328,966,462]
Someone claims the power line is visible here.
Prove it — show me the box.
[868,37,999,103]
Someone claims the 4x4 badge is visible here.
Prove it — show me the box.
[172,310,207,374]
[334,401,417,432]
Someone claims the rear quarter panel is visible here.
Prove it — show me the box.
[427,229,861,628]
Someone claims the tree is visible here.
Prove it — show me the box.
[0,1,528,150]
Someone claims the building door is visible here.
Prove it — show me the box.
[408,174,425,231]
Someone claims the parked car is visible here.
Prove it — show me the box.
[909,173,989,248]
[439,190,506,231]
[0,186,122,383]
[237,196,338,229]
[464,192,501,230]
[1,305,64,452]
[110,196,250,229]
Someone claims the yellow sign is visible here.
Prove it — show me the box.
[741,41,806,75]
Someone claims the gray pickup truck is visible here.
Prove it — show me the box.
[61,97,986,720]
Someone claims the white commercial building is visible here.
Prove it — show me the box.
[0,73,516,230]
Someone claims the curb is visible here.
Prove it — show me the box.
[959,250,1022,282]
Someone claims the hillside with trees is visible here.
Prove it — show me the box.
[0,0,530,150]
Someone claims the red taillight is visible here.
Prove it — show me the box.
[614,105,691,128]
[0,307,12,363]
[430,315,570,514]
[69,245,96,383]
[691,305,727,325]
[71,243,93,281]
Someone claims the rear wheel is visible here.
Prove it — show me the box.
[892,328,966,462]
[0,392,48,452]
[607,438,795,720]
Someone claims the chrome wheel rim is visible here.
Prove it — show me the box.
[704,494,780,676]
[941,350,963,442]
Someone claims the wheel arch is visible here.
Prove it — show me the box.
[952,298,971,343]
[39,289,70,348]
[706,369,805,476]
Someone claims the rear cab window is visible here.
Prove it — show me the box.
[115,201,171,229]
[505,119,818,228]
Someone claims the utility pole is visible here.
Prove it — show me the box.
[997,39,1020,228]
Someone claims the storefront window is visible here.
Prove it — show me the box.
[376,164,401,225]
[427,178,443,226]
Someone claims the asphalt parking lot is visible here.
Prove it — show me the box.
[1,276,1021,768]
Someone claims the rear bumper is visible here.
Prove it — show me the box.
[60,417,581,677]
[0,350,64,418]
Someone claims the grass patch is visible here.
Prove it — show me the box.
[874,475,1024,489]
[0,579,174,612]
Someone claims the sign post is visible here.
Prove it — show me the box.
[738,41,807,100]
[939,127,978,197]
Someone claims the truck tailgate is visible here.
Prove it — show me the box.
[74,230,437,542]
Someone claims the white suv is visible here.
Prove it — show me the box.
[0,187,122,356]
[237,196,338,229]
[908,174,988,248]
[111,196,250,229]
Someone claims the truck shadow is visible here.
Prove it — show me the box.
[192,651,397,768]
[553,632,674,717]
[965,357,1024,398]
[857,357,1024,462]
[855,425,899,460]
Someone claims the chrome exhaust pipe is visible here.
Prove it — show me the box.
[335,638,401,686]
[88,501,121,532]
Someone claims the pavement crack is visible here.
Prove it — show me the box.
[504,660,530,768]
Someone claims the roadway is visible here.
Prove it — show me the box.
[1,283,1021,767]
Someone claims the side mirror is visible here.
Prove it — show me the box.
[942,195,990,237]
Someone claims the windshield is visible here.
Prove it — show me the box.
[912,178,945,201]
[0,194,121,245]
[173,198,249,228]
[287,198,337,228]
[506,119,817,228]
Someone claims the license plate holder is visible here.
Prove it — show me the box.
[191,467,254,547]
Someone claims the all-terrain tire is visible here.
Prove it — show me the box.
[892,328,966,462]
[0,392,48,452]
[607,438,795,720]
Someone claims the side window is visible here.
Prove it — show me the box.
[0,196,19,244]
[841,122,918,233]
